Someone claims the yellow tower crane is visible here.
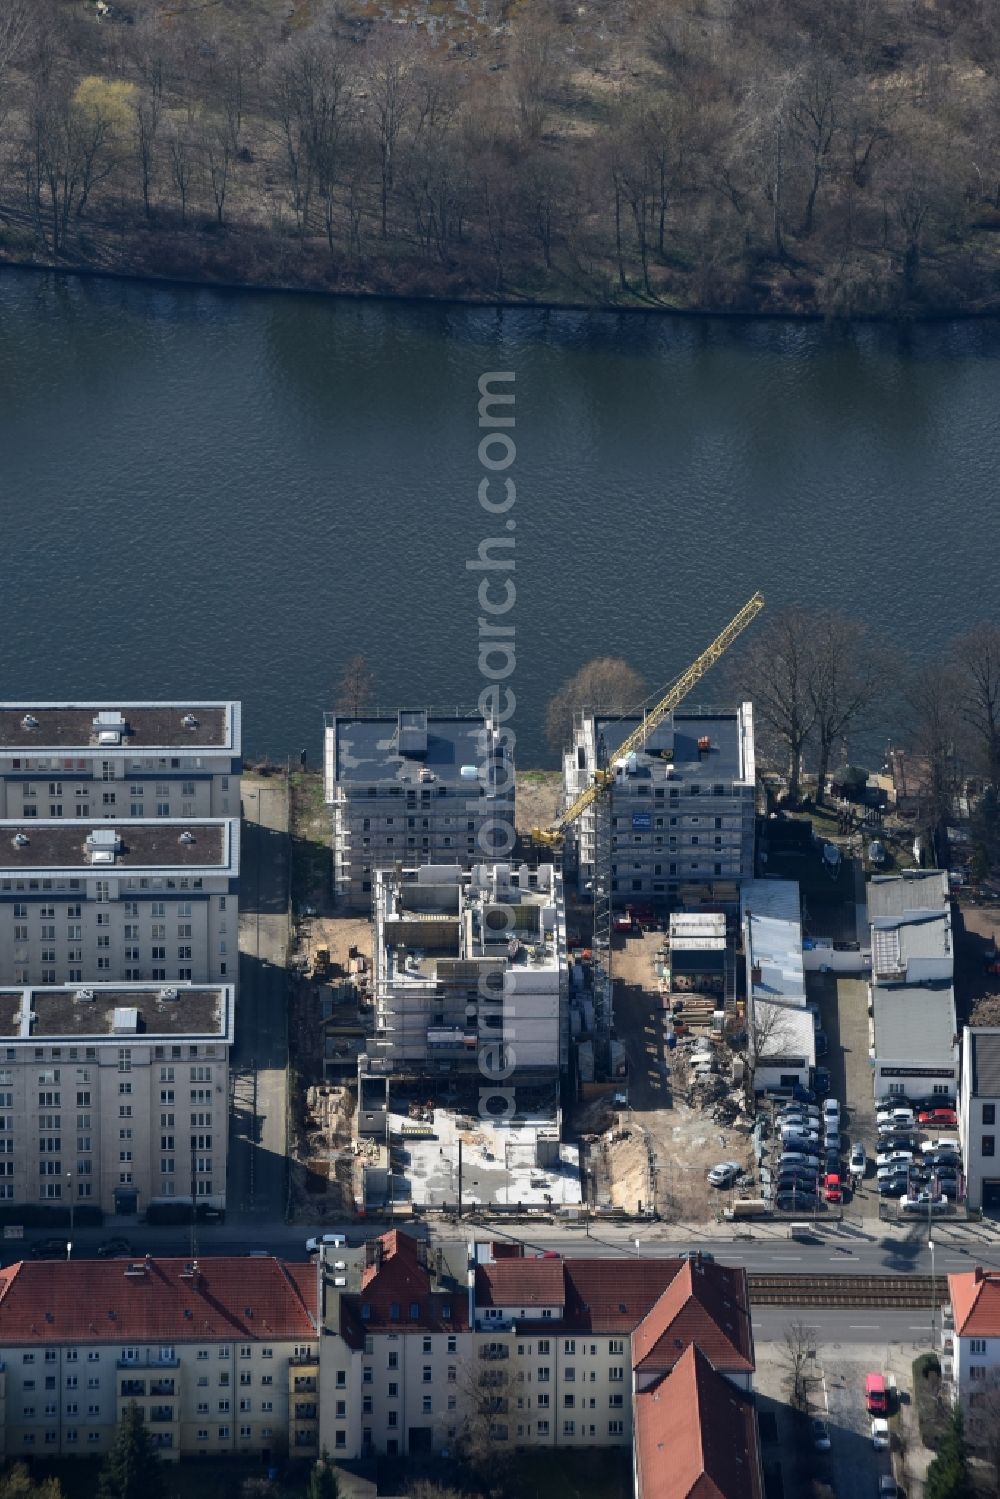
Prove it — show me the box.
[532,590,765,1052]
[531,590,765,848]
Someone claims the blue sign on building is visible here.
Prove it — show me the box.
[631,813,652,831]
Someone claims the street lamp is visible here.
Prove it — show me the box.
[66,1169,74,1258]
[929,1238,936,1339]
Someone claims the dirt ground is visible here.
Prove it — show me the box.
[515,770,563,839]
[579,928,753,1223]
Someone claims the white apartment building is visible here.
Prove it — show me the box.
[0,1255,317,1463]
[366,861,567,1079]
[315,1231,755,1469]
[324,710,515,909]
[0,820,238,988]
[563,705,756,909]
[960,1028,1000,1213]
[946,1267,1000,1433]
[0,982,233,1216]
[741,879,814,1094]
[0,703,241,820]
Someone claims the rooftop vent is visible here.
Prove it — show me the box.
[124,1263,147,1278]
[178,831,196,845]
[12,833,29,848]
[159,987,179,1003]
[86,827,121,864]
[334,1277,347,1288]
[93,711,125,746]
[75,988,96,1004]
[181,714,199,729]
[397,709,428,757]
[20,714,39,730]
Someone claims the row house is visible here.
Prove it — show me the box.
[0,703,241,821]
[0,1255,316,1462]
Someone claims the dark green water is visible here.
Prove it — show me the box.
[2,271,997,765]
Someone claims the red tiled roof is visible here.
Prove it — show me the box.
[949,1268,1000,1336]
[634,1344,764,1499]
[561,1259,682,1333]
[632,1261,754,1376]
[476,1258,566,1309]
[341,1232,468,1349]
[0,1258,317,1344]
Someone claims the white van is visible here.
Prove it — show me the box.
[305,1233,348,1253]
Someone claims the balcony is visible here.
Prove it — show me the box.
[116,1355,179,1370]
[149,1406,176,1424]
[293,1377,317,1394]
[120,1380,146,1399]
[149,1380,176,1397]
[479,1344,510,1360]
[289,1355,319,1369]
[295,1403,318,1421]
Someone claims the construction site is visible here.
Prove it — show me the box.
[283,594,770,1227]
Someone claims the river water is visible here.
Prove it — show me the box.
[2,270,998,766]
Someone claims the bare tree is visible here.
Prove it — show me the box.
[745,998,801,1103]
[336,655,375,718]
[732,606,818,802]
[508,8,558,143]
[806,611,882,805]
[167,123,196,226]
[544,657,646,755]
[952,622,1000,785]
[781,1320,819,1411]
[363,28,413,240]
[903,659,962,857]
[134,92,160,219]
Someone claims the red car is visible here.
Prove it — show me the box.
[917,1108,957,1127]
[825,1172,843,1203]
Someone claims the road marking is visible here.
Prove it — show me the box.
[773,1255,803,1261]
[849,1324,880,1329]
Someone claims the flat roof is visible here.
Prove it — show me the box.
[970,1030,1000,1097]
[868,871,950,921]
[0,984,233,1040]
[330,713,507,787]
[874,983,957,1061]
[753,1000,815,1062]
[593,708,747,783]
[395,1109,581,1208]
[742,880,805,1007]
[0,703,239,752]
[0,820,232,870]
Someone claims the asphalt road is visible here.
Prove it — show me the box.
[753,1307,940,1345]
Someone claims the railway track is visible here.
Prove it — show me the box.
[748,1273,945,1308]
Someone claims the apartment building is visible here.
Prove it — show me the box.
[324,710,515,909]
[868,871,957,1102]
[315,1230,756,1478]
[0,1255,317,1463]
[946,1267,1000,1432]
[960,1028,1000,1213]
[0,703,241,820]
[563,706,755,909]
[0,982,233,1216]
[365,861,567,1080]
[0,820,238,988]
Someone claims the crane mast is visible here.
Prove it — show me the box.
[534,591,765,1067]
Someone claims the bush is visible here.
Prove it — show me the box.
[913,1353,949,1450]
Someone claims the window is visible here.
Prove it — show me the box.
[970,1339,987,1354]
[564,1394,575,1409]
[609,1419,624,1435]
[970,1365,987,1380]
[563,1421,575,1436]
[985,1105,996,1126]
[984,1136,995,1157]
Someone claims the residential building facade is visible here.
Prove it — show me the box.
[946,1267,1000,1434]
[563,706,756,909]
[960,1028,1000,1212]
[0,703,241,821]
[741,880,814,1094]
[324,710,515,909]
[0,1256,316,1462]
[315,1231,756,1472]
[0,820,238,988]
[0,982,234,1216]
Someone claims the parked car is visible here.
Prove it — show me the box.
[806,1003,822,1032]
[825,1173,843,1203]
[812,1067,832,1096]
[812,1418,831,1452]
[850,1142,867,1179]
[901,1193,950,1212]
[823,1097,841,1121]
[878,1478,899,1499]
[29,1237,69,1260]
[923,1148,961,1166]
[781,1127,820,1146]
[815,1030,829,1057]
[878,1177,908,1198]
[877,1149,914,1170]
[707,1162,742,1188]
[96,1236,134,1259]
[876,1131,921,1152]
[921,1136,961,1155]
[871,1418,890,1450]
[865,1373,888,1415]
[678,1250,715,1262]
[877,1106,915,1128]
[790,1083,816,1104]
[305,1233,348,1253]
[780,1150,821,1168]
[917,1107,958,1127]
[776,1192,817,1211]
[868,838,887,866]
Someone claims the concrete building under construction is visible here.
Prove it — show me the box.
[361,860,568,1083]
[562,705,756,910]
[323,709,514,908]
